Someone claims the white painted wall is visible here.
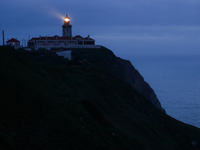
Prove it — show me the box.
[62,27,72,37]
[56,50,71,60]
[67,45,101,48]
[7,42,20,49]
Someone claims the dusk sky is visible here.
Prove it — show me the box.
[1,0,200,58]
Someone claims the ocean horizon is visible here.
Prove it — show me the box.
[130,55,200,128]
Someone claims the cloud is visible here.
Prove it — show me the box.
[1,0,200,55]
[1,0,200,27]
[91,25,200,56]
[92,25,200,39]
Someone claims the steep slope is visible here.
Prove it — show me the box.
[0,46,200,149]
[72,47,165,112]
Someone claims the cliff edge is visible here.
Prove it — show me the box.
[72,47,165,112]
[1,46,200,149]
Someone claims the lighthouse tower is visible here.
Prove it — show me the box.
[62,15,72,37]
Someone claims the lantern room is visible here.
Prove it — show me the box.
[64,15,70,25]
[62,15,72,37]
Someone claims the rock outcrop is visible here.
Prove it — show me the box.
[1,46,200,150]
[72,47,165,112]
[118,57,165,112]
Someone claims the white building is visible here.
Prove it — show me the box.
[28,15,98,50]
[56,50,71,60]
[6,38,20,50]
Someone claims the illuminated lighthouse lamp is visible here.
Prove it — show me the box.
[64,17,70,22]
[64,15,70,25]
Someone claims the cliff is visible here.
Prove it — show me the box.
[0,46,200,150]
[72,47,165,112]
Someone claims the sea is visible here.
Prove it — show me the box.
[130,55,200,128]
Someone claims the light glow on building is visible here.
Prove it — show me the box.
[64,17,70,22]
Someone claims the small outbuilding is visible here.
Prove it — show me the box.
[6,38,20,50]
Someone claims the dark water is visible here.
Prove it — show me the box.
[131,55,200,128]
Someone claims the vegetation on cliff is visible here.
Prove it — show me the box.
[71,47,164,112]
[0,46,200,150]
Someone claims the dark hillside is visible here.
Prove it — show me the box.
[0,46,200,149]
[71,47,164,112]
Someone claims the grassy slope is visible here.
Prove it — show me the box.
[71,47,165,112]
[0,46,200,149]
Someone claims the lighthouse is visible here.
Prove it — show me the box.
[27,14,97,50]
[62,15,72,37]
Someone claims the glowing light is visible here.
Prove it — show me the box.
[64,17,70,22]
[48,8,66,20]
[47,8,72,23]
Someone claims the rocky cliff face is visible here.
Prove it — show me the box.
[1,47,200,150]
[117,57,165,112]
[72,47,165,112]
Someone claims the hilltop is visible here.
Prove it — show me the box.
[71,47,165,112]
[0,46,200,150]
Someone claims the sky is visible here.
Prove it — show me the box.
[1,0,200,58]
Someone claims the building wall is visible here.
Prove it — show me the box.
[56,50,71,60]
[32,44,100,50]
[62,25,72,37]
[28,39,96,50]
[6,42,20,50]
[67,45,101,49]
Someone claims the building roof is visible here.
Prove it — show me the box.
[83,37,94,40]
[73,35,83,39]
[29,35,72,41]
[6,38,20,43]
[29,35,94,42]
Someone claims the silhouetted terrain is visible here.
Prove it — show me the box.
[0,46,200,150]
[72,47,164,112]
